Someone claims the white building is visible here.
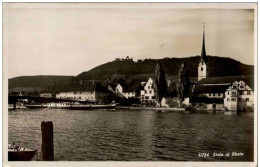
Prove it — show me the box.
[140,78,157,104]
[115,81,141,99]
[55,81,110,103]
[224,79,254,111]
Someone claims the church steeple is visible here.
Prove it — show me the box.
[198,23,208,81]
[201,23,207,63]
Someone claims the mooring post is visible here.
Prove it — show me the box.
[13,102,16,110]
[41,121,54,161]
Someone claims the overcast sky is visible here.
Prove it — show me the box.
[4,3,255,79]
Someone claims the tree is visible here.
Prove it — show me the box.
[154,62,167,107]
[177,62,190,107]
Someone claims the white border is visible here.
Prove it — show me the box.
[2,2,258,167]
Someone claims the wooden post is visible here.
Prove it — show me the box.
[41,121,54,161]
[13,102,16,110]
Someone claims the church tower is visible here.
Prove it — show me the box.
[198,23,207,81]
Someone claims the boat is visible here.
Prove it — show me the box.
[47,102,71,109]
[25,104,47,109]
[70,103,117,110]
[8,143,37,161]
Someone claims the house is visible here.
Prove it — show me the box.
[55,81,111,103]
[140,78,157,105]
[115,80,142,99]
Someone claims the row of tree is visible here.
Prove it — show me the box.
[154,61,190,107]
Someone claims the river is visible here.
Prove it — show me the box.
[8,109,254,161]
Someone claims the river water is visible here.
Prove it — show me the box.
[8,109,254,161]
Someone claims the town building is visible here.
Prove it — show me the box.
[55,81,111,103]
[115,80,142,99]
[140,78,157,105]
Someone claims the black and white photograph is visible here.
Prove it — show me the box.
[3,2,257,166]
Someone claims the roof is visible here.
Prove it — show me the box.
[57,81,109,93]
[122,80,143,93]
[190,96,223,104]
[193,85,230,94]
[197,75,254,90]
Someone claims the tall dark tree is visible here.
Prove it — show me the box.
[154,62,167,107]
[177,62,190,106]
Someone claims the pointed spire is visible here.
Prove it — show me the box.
[201,23,207,63]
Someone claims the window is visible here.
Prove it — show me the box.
[231,98,236,101]
[232,91,236,95]
[246,98,249,101]
[227,91,230,95]
[209,93,211,96]
[150,90,152,94]
[79,97,81,99]
[201,67,203,71]
[240,91,244,95]
[240,86,244,89]
[227,98,230,101]
[145,90,147,94]
[152,96,155,99]
[148,86,150,89]
[247,91,251,95]
[238,98,241,101]
[145,96,149,99]
[233,86,237,89]
[218,93,221,96]
[213,93,215,96]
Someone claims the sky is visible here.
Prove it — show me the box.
[4,3,255,79]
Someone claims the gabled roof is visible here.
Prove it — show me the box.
[193,85,230,94]
[197,76,241,85]
[190,96,224,104]
[121,80,143,93]
[197,75,254,90]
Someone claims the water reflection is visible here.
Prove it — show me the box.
[8,109,254,161]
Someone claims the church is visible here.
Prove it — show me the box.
[189,25,254,112]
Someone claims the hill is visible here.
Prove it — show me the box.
[9,75,75,92]
[77,56,254,80]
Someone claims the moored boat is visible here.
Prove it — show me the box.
[8,143,37,161]
[25,104,47,109]
[70,103,117,110]
[47,102,71,109]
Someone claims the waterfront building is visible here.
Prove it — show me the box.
[55,81,110,103]
[115,80,142,99]
[140,78,157,105]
